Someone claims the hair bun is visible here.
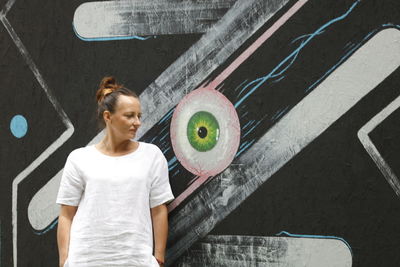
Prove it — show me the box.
[96,76,121,103]
[99,76,117,90]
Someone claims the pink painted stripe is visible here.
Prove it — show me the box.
[168,175,210,212]
[208,0,308,89]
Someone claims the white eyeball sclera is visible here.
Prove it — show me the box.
[170,88,241,176]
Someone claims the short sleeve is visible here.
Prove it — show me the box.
[56,152,85,206]
[149,149,174,208]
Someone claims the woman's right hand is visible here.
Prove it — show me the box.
[59,256,69,267]
[57,205,77,267]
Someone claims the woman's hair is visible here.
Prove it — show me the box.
[95,76,139,128]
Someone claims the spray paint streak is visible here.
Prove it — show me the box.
[73,0,237,39]
[176,234,352,266]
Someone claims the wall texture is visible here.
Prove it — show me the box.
[1,0,400,266]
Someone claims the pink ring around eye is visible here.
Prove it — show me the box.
[170,88,241,176]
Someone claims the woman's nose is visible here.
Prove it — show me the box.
[133,117,141,126]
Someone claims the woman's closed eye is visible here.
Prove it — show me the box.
[125,113,141,119]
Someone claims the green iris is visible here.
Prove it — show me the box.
[187,111,220,152]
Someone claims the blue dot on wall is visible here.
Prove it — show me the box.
[10,115,28,138]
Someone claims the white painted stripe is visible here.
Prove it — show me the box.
[28,169,63,230]
[27,0,290,231]
[0,0,16,16]
[73,0,237,38]
[178,235,352,267]
[358,95,400,197]
[167,28,400,263]
[27,133,103,230]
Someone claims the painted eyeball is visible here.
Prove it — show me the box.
[170,88,240,176]
[187,111,220,152]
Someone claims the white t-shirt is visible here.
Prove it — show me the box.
[56,142,174,267]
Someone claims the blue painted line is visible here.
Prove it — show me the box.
[168,156,177,166]
[343,42,356,53]
[343,40,354,50]
[291,31,325,44]
[158,108,175,125]
[242,120,262,138]
[242,120,255,130]
[241,111,249,117]
[162,147,171,154]
[271,106,289,121]
[272,75,285,84]
[234,0,361,108]
[306,24,400,93]
[239,140,249,149]
[72,23,153,41]
[238,77,265,97]
[160,124,170,133]
[234,79,249,93]
[235,139,255,158]
[149,136,158,144]
[276,231,353,255]
[305,29,378,93]
[168,162,178,171]
[382,23,400,29]
[33,218,58,235]
[270,44,302,78]
[159,132,169,142]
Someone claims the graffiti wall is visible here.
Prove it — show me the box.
[1,0,400,266]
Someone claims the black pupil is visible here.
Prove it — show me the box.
[197,127,208,138]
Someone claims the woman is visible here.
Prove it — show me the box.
[56,77,174,267]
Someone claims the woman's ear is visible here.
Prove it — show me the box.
[103,110,111,124]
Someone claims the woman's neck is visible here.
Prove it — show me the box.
[97,136,136,154]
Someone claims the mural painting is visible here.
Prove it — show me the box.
[0,0,400,266]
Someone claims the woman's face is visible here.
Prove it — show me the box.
[104,95,142,140]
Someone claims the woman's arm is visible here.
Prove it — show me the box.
[151,204,169,266]
[57,205,78,267]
